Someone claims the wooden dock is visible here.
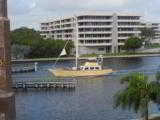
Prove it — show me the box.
[12,79,77,90]
[12,67,35,73]
[12,62,38,73]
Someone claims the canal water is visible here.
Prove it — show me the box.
[13,56,160,120]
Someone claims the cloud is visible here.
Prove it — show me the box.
[36,0,128,13]
[124,0,160,22]
[8,0,160,30]
[8,0,36,15]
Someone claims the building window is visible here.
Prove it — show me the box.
[80,40,84,44]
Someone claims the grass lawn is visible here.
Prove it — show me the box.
[81,52,160,58]
[150,117,160,120]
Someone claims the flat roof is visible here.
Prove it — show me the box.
[40,11,142,24]
[83,62,100,67]
[75,10,141,17]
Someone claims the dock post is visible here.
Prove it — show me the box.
[34,62,38,72]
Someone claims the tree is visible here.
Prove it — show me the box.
[12,44,31,59]
[123,37,143,52]
[140,27,156,47]
[11,27,43,46]
[10,27,74,58]
[114,73,160,120]
[156,71,160,83]
[10,27,44,58]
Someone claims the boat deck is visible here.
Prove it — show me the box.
[49,69,114,77]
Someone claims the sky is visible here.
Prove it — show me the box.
[8,0,160,30]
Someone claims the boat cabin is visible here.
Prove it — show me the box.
[80,62,102,71]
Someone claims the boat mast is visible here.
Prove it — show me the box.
[75,16,79,70]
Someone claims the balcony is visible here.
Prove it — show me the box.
[117,19,140,22]
[118,43,125,45]
[61,22,74,25]
[78,25,113,28]
[62,38,73,40]
[78,19,113,22]
[53,27,74,31]
[79,31,112,34]
[118,31,141,34]
[78,37,112,40]
[79,43,112,46]
[40,33,48,36]
[118,37,129,39]
[41,24,49,27]
[118,25,143,28]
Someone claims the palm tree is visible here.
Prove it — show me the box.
[114,73,160,120]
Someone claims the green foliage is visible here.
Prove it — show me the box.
[146,43,160,49]
[123,37,143,52]
[11,27,42,46]
[156,71,160,83]
[114,73,160,120]
[29,39,64,58]
[140,27,156,47]
[12,44,31,59]
[140,27,156,40]
[11,27,74,58]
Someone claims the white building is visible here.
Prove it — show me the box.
[40,11,142,55]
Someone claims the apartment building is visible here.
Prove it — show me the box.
[40,11,142,55]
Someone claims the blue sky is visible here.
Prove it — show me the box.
[8,0,160,30]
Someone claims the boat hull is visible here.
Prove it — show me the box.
[49,69,114,77]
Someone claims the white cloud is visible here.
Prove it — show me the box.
[8,0,36,15]
[36,0,128,12]
[90,0,128,6]
[8,0,160,29]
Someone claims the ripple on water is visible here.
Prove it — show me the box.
[14,56,160,120]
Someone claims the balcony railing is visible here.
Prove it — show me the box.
[78,37,112,40]
[118,31,141,34]
[78,25,113,28]
[78,19,113,22]
[79,43,112,46]
[79,31,112,34]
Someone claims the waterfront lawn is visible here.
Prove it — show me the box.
[146,43,160,49]
[81,52,160,57]
[150,117,160,120]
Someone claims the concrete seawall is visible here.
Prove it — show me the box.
[12,54,160,63]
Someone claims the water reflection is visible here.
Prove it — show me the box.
[103,57,143,70]
[16,76,138,120]
[13,56,160,120]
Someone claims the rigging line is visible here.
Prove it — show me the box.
[53,39,70,68]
